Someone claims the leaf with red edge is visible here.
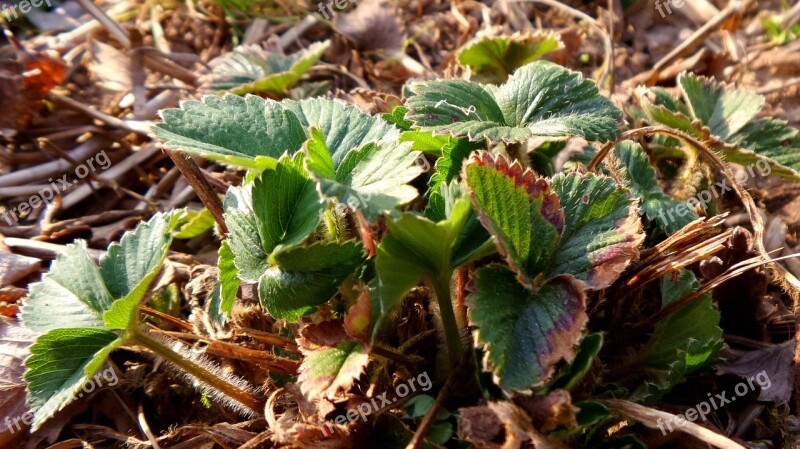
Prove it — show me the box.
[468,265,587,390]
[465,151,563,287]
[298,341,368,398]
[549,172,644,289]
[344,288,371,343]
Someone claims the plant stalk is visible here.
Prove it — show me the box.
[430,274,463,367]
[130,330,263,414]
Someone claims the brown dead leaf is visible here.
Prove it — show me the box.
[298,320,350,349]
[458,401,569,449]
[0,41,65,132]
[0,251,41,286]
[717,340,795,404]
[513,390,578,432]
[0,317,36,448]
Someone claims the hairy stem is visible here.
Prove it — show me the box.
[130,329,263,414]
[430,273,463,368]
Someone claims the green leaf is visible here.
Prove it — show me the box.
[283,98,401,166]
[465,152,563,287]
[24,213,178,333]
[102,212,179,330]
[382,105,413,130]
[548,333,603,392]
[468,265,587,391]
[407,61,622,143]
[217,240,239,318]
[298,341,368,398]
[678,73,764,139]
[254,153,325,256]
[635,86,709,140]
[458,30,563,84]
[400,131,452,154]
[153,94,308,168]
[206,41,330,96]
[629,270,722,403]
[23,241,113,333]
[259,241,364,321]
[223,182,269,281]
[308,139,423,221]
[426,138,485,221]
[613,141,697,234]
[550,172,644,289]
[173,208,216,239]
[290,100,423,220]
[224,153,325,281]
[727,118,800,181]
[25,328,122,430]
[375,197,473,322]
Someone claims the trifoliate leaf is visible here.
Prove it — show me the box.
[223,153,325,281]
[613,141,697,234]
[550,172,644,289]
[468,265,587,391]
[298,341,368,398]
[458,30,563,84]
[22,241,113,333]
[638,76,800,181]
[407,61,622,143]
[205,41,330,96]
[259,241,364,321]
[25,328,122,430]
[465,152,563,287]
[102,212,179,330]
[153,94,308,168]
[677,73,764,139]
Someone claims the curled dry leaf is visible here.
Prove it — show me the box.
[458,401,568,449]
[0,251,40,286]
[512,390,578,432]
[0,317,36,447]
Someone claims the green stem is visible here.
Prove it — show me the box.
[430,273,463,367]
[130,329,263,414]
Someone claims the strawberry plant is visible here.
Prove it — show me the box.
[19,55,800,448]
[21,212,264,430]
